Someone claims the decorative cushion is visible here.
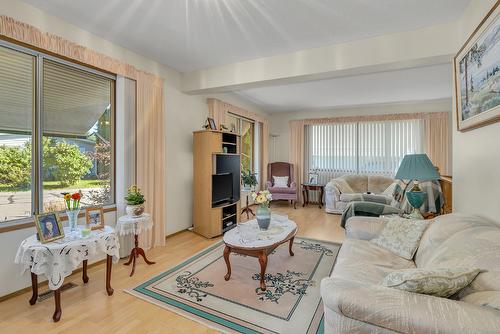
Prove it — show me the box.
[381,268,481,298]
[461,291,500,311]
[273,176,289,188]
[333,178,354,194]
[371,217,430,260]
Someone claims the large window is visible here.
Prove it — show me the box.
[226,114,255,173]
[306,119,423,182]
[0,42,115,224]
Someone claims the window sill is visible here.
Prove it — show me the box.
[0,205,117,234]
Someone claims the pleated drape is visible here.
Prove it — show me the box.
[423,113,450,175]
[261,121,270,188]
[136,72,166,248]
[289,120,305,203]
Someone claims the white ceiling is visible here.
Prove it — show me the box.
[233,64,453,112]
[21,0,471,72]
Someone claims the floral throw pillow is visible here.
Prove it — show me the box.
[371,217,430,260]
[382,268,481,298]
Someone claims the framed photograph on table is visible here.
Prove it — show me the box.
[207,117,217,130]
[308,172,319,184]
[85,207,105,230]
[35,212,64,243]
[454,2,500,131]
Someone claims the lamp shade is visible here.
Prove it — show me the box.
[395,154,440,181]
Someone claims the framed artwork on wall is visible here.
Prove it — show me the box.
[454,2,500,132]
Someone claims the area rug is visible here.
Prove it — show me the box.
[125,237,340,334]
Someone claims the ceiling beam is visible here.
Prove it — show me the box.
[181,21,460,95]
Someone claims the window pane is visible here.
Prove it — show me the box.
[241,119,253,172]
[0,46,35,222]
[226,114,240,134]
[42,60,113,212]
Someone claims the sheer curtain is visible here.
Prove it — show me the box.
[306,119,424,184]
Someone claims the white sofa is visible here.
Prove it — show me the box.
[320,214,500,334]
[324,175,395,214]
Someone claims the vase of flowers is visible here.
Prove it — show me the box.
[251,190,272,230]
[64,192,82,232]
[125,185,145,217]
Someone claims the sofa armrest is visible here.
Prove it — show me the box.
[321,277,500,334]
[345,217,388,240]
[266,181,272,189]
[325,181,341,200]
[290,181,296,189]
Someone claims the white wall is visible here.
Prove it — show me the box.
[453,0,499,221]
[269,99,452,163]
[0,0,267,297]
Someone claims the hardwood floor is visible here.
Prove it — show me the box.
[0,204,344,334]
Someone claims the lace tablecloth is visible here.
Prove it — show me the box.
[115,213,152,236]
[15,226,120,290]
[223,214,297,249]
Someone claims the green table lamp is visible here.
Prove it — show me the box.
[395,154,440,219]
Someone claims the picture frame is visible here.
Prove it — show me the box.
[207,117,217,130]
[454,2,500,132]
[85,206,105,230]
[308,172,319,185]
[35,212,64,243]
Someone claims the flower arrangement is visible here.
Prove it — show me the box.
[124,185,145,205]
[252,190,272,230]
[251,190,272,206]
[63,192,82,210]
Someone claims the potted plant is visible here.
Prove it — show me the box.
[241,170,258,190]
[251,190,272,230]
[125,185,145,217]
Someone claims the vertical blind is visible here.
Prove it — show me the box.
[306,119,424,185]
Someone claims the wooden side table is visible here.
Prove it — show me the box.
[15,227,119,322]
[302,183,325,208]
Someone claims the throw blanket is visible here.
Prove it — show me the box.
[390,180,444,214]
[341,201,401,228]
[342,193,393,205]
[341,180,444,228]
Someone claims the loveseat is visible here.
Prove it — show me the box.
[324,175,395,214]
[320,213,500,333]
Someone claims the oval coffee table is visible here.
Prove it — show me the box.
[223,217,297,291]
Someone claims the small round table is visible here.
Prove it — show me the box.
[15,226,119,322]
[116,214,155,277]
[240,189,255,219]
[222,216,297,291]
[302,183,325,208]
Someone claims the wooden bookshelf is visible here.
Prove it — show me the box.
[193,130,241,238]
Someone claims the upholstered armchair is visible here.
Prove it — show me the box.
[267,162,297,208]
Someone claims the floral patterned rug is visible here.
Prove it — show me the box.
[125,237,340,334]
